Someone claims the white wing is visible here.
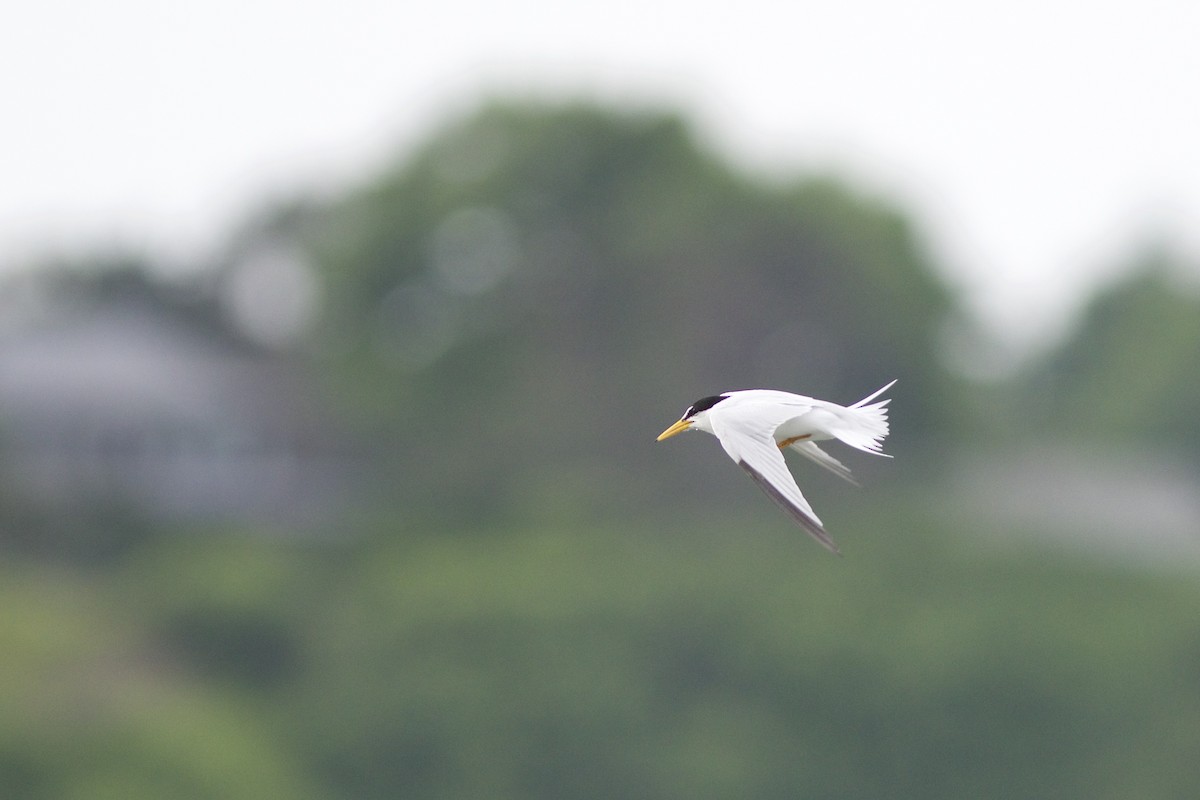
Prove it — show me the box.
[711,408,841,554]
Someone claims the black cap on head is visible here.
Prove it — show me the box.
[683,394,728,419]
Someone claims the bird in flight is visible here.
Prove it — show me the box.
[656,381,895,553]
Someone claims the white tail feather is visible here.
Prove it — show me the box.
[789,440,861,486]
[849,378,897,409]
[831,380,895,457]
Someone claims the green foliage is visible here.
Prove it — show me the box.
[1024,257,1200,454]
[0,556,315,800]
[3,508,1198,799]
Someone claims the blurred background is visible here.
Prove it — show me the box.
[3,2,1200,798]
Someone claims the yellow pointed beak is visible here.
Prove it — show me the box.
[656,419,692,441]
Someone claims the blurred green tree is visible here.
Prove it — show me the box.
[302,102,964,521]
[1022,250,1200,455]
[272,511,1200,800]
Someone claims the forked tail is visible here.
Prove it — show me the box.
[833,379,895,456]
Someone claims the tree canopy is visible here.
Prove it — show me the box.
[300,102,963,519]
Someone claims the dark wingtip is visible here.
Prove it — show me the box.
[737,459,842,555]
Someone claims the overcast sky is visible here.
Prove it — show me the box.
[3,0,1198,358]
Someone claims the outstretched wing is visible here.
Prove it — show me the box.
[712,410,840,554]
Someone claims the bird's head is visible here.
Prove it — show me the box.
[656,394,729,441]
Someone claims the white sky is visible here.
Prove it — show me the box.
[3,0,1199,359]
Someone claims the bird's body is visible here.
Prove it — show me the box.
[656,381,895,553]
